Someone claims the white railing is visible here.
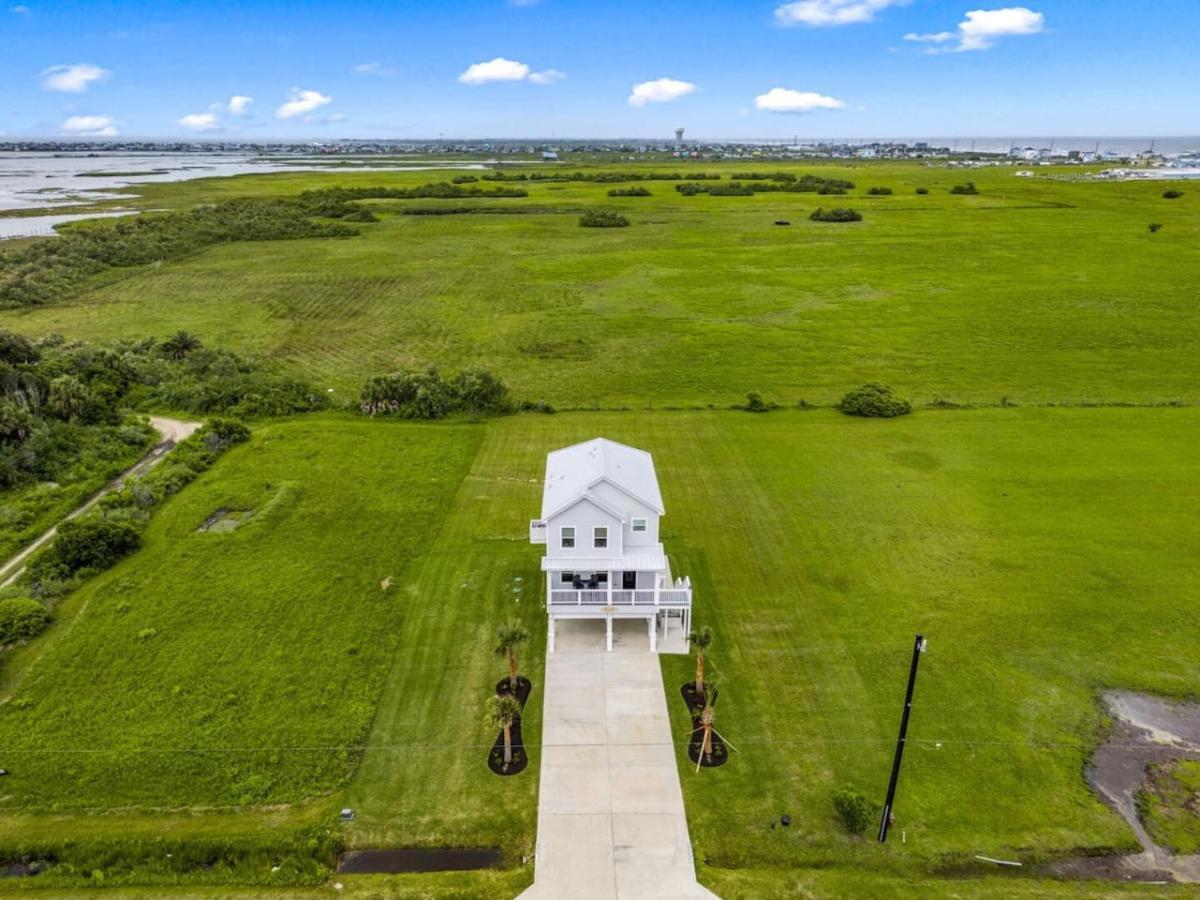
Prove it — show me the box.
[548,587,691,609]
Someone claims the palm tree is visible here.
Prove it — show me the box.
[691,681,737,773]
[485,694,522,771]
[688,626,713,695]
[161,330,202,360]
[495,620,530,688]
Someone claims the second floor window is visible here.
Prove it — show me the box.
[632,517,647,533]
[561,526,575,548]
[594,526,608,549]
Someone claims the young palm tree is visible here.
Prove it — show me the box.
[691,681,737,773]
[495,620,530,687]
[485,694,522,771]
[687,626,714,694]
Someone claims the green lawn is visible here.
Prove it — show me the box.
[1,160,1198,896]
[2,162,1196,408]
[0,416,483,809]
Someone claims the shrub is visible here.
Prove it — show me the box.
[449,369,513,415]
[28,517,141,582]
[742,392,775,413]
[915,187,929,195]
[342,208,379,223]
[1149,222,1164,233]
[810,207,862,223]
[360,368,512,419]
[832,786,878,836]
[950,182,979,195]
[0,597,50,644]
[867,187,893,196]
[817,185,847,195]
[607,187,651,197]
[1162,189,1184,199]
[838,383,912,418]
[579,210,630,228]
[0,330,40,365]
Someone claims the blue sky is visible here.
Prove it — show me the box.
[2,0,1197,139]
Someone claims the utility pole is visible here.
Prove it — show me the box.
[878,633,926,843]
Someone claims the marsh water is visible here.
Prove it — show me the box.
[0,152,485,237]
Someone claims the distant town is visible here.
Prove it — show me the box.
[2,137,1198,170]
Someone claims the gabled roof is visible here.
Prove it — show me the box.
[541,438,665,520]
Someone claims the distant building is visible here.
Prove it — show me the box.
[541,150,558,161]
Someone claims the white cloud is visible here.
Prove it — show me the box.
[275,87,332,119]
[178,112,218,131]
[458,57,529,84]
[41,63,111,93]
[354,61,397,77]
[61,115,117,136]
[754,87,845,114]
[12,5,31,13]
[903,30,955,43]
[775,0,908,27]
[909,7,1045,52]
[227,95,253,115]
[528,68,566,85]
[457,57,564,86]
[628,78,696,108]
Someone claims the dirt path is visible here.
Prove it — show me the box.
[1048,691,1200,883]
[0,416,200,588]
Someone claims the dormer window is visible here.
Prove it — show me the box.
[561,526,575,549]
[594,526,608,549]
[632,517,647,533]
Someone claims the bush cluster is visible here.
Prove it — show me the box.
[579,210,630,228]
[677,174,854,197]
[0,331,320,492]
[27,517,141,584]
[360,368,512,419]
[1162,189,1184,199]
[832,786,878,835]
[481,171,720,184]
[296,183,528,218]
[0,200,356,308]
[838,383,911,417]
[810,207,863,223]
[950,182,979,195]
[867,187,894,196]
[0,597,50,644]
[607,187,652,197]
[915,187,930,195]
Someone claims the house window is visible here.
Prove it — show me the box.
[632,517,647,533]
[561,526,575,549]
[561,572,575,584]
[594,526,608,549]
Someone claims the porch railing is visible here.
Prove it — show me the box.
[548,587,691,609]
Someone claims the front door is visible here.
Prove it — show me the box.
[622,571,636,590]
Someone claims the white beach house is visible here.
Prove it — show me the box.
[529,438,693,652]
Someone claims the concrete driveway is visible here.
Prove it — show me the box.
[519,621,716,899]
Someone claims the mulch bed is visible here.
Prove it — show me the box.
[487,715,528,776]
[486,676,532,775]
[687,718,728,767]
[496,676,532,707]
[680,682,728,767]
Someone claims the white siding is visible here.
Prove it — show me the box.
[589,480,660,547]
[544,497,623,561]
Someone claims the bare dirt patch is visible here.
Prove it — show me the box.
[1046,691,1200,883]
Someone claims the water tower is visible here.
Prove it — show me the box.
[674,127,685,146]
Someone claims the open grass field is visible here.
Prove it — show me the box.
[1,162,1197,408]
[0,160,1198,896]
